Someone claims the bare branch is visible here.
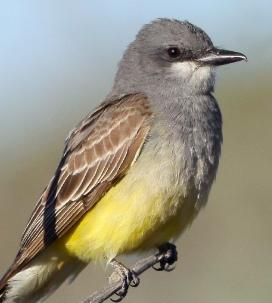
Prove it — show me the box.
[81,252,164,303]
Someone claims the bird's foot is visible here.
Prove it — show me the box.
[153,242,178,272]
[109,259,140,302]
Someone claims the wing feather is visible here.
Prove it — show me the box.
[0,93,152,289]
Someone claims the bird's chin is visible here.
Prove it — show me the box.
[170,61,216,93]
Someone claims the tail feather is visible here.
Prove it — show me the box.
[0,248,87,303]
[0,285,7,303]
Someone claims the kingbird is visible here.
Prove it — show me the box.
[0,19,246,303]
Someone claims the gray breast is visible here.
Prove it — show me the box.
[148,92,223,209]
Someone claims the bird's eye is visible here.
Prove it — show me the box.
[166,47,182,59]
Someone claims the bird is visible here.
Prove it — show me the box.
[0,18,246,303]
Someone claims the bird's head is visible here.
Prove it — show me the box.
[112,19,247,96]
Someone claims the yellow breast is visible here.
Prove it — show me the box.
[60,159,199,263]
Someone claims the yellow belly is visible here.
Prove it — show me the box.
[5,169,199,303]
[60,169,199,263]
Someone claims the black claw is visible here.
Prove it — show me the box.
[111,295,124,303]
[154,242,178,272]
[110,281,128,302]
[129,271,140,287]
[163,265,176,272]
[152,264,164,271]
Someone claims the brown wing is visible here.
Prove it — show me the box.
[0,93,152,289]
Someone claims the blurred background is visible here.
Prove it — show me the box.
[0,1,271,303]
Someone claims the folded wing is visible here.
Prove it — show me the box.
[0,93,152,290]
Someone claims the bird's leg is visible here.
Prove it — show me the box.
[153,242,178,272]
[109,259,140,302]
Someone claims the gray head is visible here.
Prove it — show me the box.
[111,18,246,98]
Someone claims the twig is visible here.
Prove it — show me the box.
[81,252,164,303]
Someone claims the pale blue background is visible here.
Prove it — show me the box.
[1,0,270,147]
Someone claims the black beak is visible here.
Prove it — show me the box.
[197,47,247,66]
